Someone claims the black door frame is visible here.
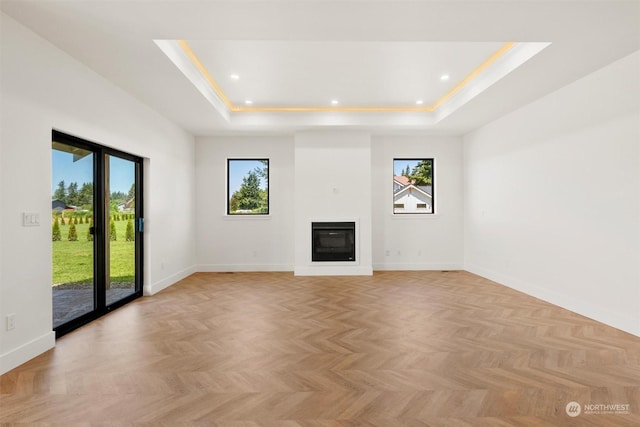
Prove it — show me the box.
[52,130,143,338]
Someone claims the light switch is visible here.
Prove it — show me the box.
[22,212,40,227]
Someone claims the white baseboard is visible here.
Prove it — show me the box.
[197,264,460,275]
[145,265,197,296]
[373,263,463,271]
[0,331,55,375]
[465,263,640,337]
[197,264,293,273]
[294,266,373,276]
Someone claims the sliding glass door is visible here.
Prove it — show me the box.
[51,141,96,328]
[105,154,139,306]
[52,131,143,337]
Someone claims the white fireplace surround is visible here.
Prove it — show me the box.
[293,131,373,276]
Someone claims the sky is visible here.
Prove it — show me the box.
[228,159,267,196]
[393,159,421,176]
[54,155,413,197]
[53,152,263,199]
[52,150,135,195]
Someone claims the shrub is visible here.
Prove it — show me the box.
[60,216,66,225]
[125,218,135,241]
[87,217,94,241]
[68,222,78,241]
[52,217,61,241]
[110,218,117,241]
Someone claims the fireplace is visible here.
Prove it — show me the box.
[311,222,356,262]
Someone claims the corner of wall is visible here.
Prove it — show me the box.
[144,265,197,296]
[0,331,55,375]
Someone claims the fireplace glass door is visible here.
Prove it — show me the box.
[311,222,355,262]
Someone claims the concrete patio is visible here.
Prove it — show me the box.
[52,283,136,328]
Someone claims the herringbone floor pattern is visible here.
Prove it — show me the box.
[1,271,639,426]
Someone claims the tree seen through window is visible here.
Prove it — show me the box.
[227,159,269,215]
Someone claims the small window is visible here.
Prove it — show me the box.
[393,158,434,214]
[227,159,269,215]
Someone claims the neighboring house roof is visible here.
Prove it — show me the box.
[394,184,432,199]
[51,199,67,211]
[393,175,411,187]
[52,200,81,211]
[393,176,432,196]
[117,197,135,211]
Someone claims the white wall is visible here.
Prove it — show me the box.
[372,135,464,270]
[464,50,640,336]
[194,132,464,275]
[0,13,196,374]
[195,136,295,271]
[294,131,373,275]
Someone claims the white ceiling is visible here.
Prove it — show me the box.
[1,1,639,135]
[179,40,508,107]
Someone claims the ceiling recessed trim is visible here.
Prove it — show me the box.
[431,42,514,111]
[174,40,515,114]
[177,39,235,112]
[155,39,549,127]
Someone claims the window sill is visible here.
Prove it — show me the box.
[390,213,440,220]
[223,214,272,220]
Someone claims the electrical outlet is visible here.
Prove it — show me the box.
[6,313,16,331]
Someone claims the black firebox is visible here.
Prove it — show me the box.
[311,222,356,262]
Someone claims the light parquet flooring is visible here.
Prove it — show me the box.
[1,271,639,426]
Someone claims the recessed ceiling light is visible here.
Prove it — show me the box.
[230,74,240,80]
[244,100,253,105]
[440,74,450,81]
[331,99,339,106]
[416,100,424,105]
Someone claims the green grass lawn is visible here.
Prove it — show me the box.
[52,219,135,285]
